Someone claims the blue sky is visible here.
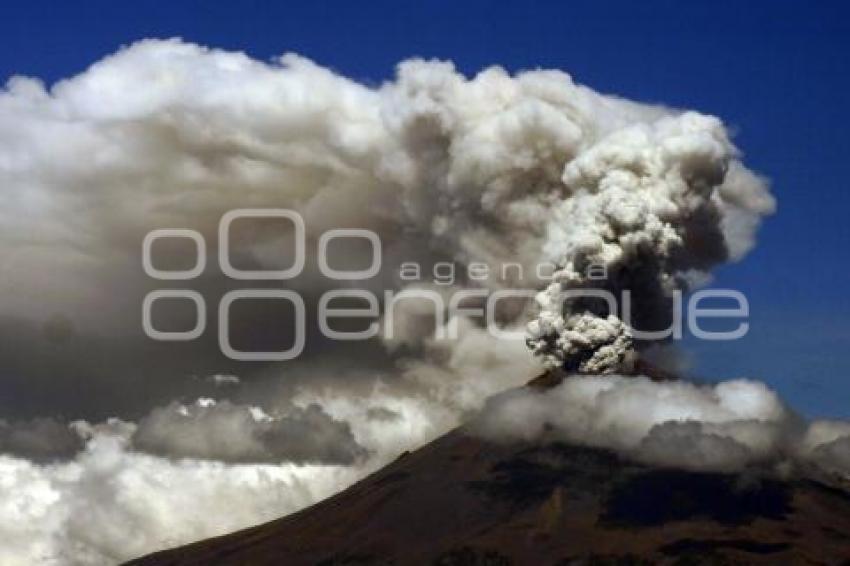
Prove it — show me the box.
[1,0,848,417]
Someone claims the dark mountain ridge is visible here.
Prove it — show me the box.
[128,421,850,565]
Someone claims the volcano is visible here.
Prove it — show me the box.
[127,385,850,566]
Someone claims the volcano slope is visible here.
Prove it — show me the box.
[128,422,850,565]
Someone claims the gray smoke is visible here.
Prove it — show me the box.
[527,122,775,372]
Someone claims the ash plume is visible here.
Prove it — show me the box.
[1,38,845,566]
[527,121,775,373]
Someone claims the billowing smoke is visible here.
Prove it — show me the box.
[0,39,772,355]
[0,37,842,566]
[527,118,775,372]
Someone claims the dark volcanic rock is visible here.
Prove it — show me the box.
[126,428,850,565]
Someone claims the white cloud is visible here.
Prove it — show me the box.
[473,375,850,476]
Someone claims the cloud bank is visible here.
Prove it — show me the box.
[472,376,850,477]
